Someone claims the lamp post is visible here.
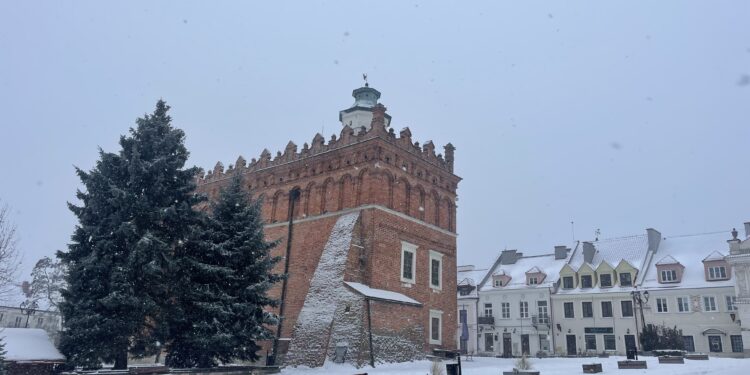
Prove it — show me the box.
[630,289,649,355]
[19,300,38,328]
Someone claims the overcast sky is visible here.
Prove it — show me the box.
[1,1,748,282]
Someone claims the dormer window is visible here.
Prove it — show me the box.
[702,251,730,281]
[492,271,511,288]
[600,274,612,287]
[581,275,593,288]
[525,266,546,286]
[528,277,538,285]
[708,266,727,280]
[494,279,502,287]
[661,269,677,282]
[619,272,632,286]
[562,276,574,289]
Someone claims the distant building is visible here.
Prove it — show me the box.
[476,248,570,357]
[196,83,460,367]
[456,265,487,355]
[0,305,61,342]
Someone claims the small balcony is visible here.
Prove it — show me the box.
[532,314,550,326]
[477,316,495,325]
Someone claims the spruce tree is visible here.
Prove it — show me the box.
[58,100,203,369]
[164,173,281,367]
[0,335,7,375]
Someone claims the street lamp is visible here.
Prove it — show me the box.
[630,289,649,356]
[19,300,38,328]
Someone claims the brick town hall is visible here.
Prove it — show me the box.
[195,83,461,367]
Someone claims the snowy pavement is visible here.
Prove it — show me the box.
[281,355,745,375]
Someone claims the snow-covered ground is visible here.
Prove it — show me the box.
[281,355,745,375]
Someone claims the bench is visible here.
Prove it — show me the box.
[128,366,169,375]
[617,360,647,369]
[658,356,684,364]
[582,363,603,373]
[685,353,709,360]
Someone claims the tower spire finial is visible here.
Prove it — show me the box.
[362,73,368,87]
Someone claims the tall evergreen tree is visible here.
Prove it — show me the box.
[58,100,204,369]
[165,173,281,368]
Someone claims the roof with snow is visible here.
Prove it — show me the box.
[567,235,650,272]
[457,265,489,298]
[655,255,679,265]
[479,251,571,292]
[0,328,64,362]
[344,282,421,306]
[641,231,734,290]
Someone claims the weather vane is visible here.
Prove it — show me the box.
[363,73,368,87]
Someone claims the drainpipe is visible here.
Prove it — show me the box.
[272,187,301,364]
[548,286,556,355]
[366,298,375,367]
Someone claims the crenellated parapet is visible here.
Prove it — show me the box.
[196,104,456,187]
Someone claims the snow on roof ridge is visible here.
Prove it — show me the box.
[702,250,726,261]
[526,266,542,273]
[655,255,679,265]
[664,230,729,240]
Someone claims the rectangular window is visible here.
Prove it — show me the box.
[708,335,723,352]
[484,303,493,317]
[36,317,44,327]
[703,296,717,312]
[501,302,511,319]
[429,250,443,290]
[564,302,575,318]
[528,277,538,285]
[708,266,727,280]
[600,274,612,287]
[656,298,669,313]
[401,242,417,283]
[429,310,443,344]
[683,336,695,352]
[494,279,502,287]
[621,300,634,317]
[0,313,3,322]
[459,309,467,324]
[585,335,597,351]
[727,296,738,311]
[731,335,744,353]
[519,301,529,318]
[537,300,548,321]
[601,301,613,318]
[563,276,574,289]
[661,269,677,282]
[14,316,22,327]
[581,275,593,288]
[582,302,593,318]
[539,334,550,352]
[619,273,632,286]
[604,334,616,350]
[677,296,690,312]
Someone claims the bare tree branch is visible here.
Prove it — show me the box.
[0,200,21,301]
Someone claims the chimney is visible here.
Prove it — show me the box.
[554,245,568,260]
[582,242,596,264]
[745,222,750,239]
[500,250,521,265]
[646,228,661,253]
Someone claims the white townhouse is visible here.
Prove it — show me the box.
[726,222,750,357]
[551,230,659,356]
[456,265,488,355]
[640,230,745,356]
[473,247,571,357]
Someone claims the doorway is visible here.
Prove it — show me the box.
[566,335,577,355]
[521,334,530,355]
[484,332,494,352]
[503,333,512,358]
[709,335,723,352]
[624,335,636,353]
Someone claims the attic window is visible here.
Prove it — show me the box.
[562,276,574,289]
[600,274,612,287]
[619,273,632,286]
[580,275,593,288]
[708,266,727,280]
[661,269,677,282]
[528,277,538,285]
[494,279,502,287]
